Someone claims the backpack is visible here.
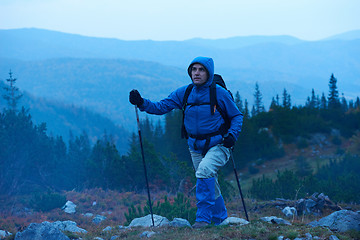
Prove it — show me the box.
[181,74,233,154]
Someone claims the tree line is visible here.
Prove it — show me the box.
[1,72,360,203]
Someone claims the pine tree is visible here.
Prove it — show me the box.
[269,97,277,110]
[320,92,327,109]
[355,97,360,109]
[253,82,265,115]
[328,73,340,110]
[234,91,243,112]
[340,93,348,112]
[306,89,318,109]
[2,70,23,111]
[282,88,291,109]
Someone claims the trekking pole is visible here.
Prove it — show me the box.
[230,148,249,221]
[135,106,155,227]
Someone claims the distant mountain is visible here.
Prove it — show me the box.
[324,29,360,41]
[0,28,359,134]
[0,80,129,154]
[185,35,304,49]
[1,28,359,95]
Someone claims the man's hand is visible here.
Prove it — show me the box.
[129,89,144,107]
[223,134,235,148]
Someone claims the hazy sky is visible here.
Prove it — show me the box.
[1,0,360,41]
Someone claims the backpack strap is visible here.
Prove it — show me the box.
[210,81,217,115]
[210,81,231,129]
[181,84,194,139]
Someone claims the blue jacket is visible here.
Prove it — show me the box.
[139,56,243,153]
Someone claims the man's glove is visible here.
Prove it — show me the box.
[223,133,236,148]
[129,89,144,107]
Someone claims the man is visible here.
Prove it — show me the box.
[129,56,243,228]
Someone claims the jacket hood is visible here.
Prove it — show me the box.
[187,57,214,87]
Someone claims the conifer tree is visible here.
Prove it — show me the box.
[269,97,277,110]
[253,82,265,115]
[355,97,360,109]
[2,70,23,111]
[244,99,250,119]
[328,73,340,110]
[320,92,327,109]
[306,89,318,109]
[340,93,348,112]
[234,91,243,112]
[282,88,291,109]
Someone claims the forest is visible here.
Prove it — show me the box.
[1,72,360,204]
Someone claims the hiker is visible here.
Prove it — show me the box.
[129,56,243,228]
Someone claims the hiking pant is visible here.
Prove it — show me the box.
[189,144,230,223]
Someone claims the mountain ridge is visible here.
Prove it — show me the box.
[1,28,359,138]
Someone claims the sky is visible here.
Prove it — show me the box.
[1,0,360,41]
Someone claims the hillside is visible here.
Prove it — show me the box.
[0,80,129,153]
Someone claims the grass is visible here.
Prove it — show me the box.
[66,222,357,240]
[1,138,359,239]
[1,188,359,240]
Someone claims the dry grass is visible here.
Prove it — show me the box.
[1,188,359,240]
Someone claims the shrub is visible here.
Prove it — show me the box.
[124,193,197,225]
[30,192,67,212]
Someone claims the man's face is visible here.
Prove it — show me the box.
[191,63,208,85]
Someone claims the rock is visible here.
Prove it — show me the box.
[102,226,112,232]
[110,236,120,240]
[282,207,297,218]
[304,232,312,240]
[62,200,76,214]
[83,213,94,218]
[0,230,12,239]
[52,220,87,233]
[309,210,360,232]
[118,225,130,230]
[328,235,340,240]
[296,193,341,216]
[219,217,249,226]
[94,237,104,240]
[92,215,107,224]
[169,218,191,227]
[140,231,156,238]
[15,222,70,240]
[260,216,291,225]
[129,214,170,227]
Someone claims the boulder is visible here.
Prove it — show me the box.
[219,217,249,226]
[102,226,112,232]
[140,230,156,238]
[296,193,341,216]
[282,206,297,218]
[52,220,87,233]
[309,210,360,232]
[0,230,12,239]
[15,222,70,240]
[260,216,291,225]
[169,218,191,227]
[62,201,76,214]
[129,214,170,227]
[82,212,94,218]
[92,215,107,224]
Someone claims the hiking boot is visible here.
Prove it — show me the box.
[192,221,209,228]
